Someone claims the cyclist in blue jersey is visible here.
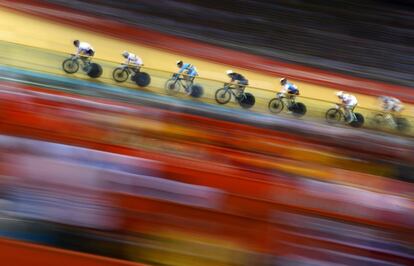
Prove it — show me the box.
[176,60,198,94]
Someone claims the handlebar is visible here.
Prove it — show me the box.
[335,103,348,110]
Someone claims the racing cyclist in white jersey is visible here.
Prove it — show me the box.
[379,96,403,113]
[74,40,94,58]
[122,51,143,74]
[73,40,95,69]
[122,51,143,66]
[336,91,358,123]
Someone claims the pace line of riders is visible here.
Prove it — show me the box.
[69,40,406,130]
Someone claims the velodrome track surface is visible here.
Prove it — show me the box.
[2,0,414,103]
[0,2,411,107]
[0,6,414,137]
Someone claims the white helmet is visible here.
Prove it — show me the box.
[226,70,233,75]
[122,51,129,58]
[280,77,287,85]
[176,60,183,66]
[336,91,344,98]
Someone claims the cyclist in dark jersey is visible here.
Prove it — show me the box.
[226,70,248,96]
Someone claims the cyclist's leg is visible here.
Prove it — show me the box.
[79,55,91,71]
[236,80,247,96]
[83,49,94,63]
[345,104,355,123]
[184,73,196,95]
[128,62,138,74]
[287,93,296,106]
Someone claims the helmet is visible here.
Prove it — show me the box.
[280,78,287,85]
[226,70,233,75]
[336,91,344,98]
[122,51,129,58]
[73,40,80,47]
[176,60,183,67]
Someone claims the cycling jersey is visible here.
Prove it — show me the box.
[382,96,402,112]
[76,42,95,56]
[125,53,143,65]
[229,73,248,84]
[341,94,358,106]
[281,82,299,95]
[178,63,198,77]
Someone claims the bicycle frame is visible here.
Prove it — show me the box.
[375,112,398,127]
[121,64,142,74]
[222,84,240,98]
[334,103,357,121]
[223,83,248,99]
[172,74,195,90]
[333,104,345,116]
[70,54,90,68]
[277,93,297,107]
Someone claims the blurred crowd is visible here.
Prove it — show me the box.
[0,84,412,265]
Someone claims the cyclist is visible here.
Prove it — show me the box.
[122,51,143,66]
[73,40,94,70]
[279,78,299,109]
[73,40,94,58]
[176,60,198,93]
[122,51,143,73]
[336,91,358,123]
[379,96,403,113]
[226,70,248,97]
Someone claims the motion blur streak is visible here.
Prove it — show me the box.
[0,1,413,266]
[0,238,146,266]
[0,82,413,265]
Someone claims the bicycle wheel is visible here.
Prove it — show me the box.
[189,84,204,98]
[239,92,255,109]
[215,88,231,104]
[165,79,182,95]
[112,67,129,82]
[325,108,342,123]
[350,113,364,128]
[395,117,409,132]
[135,72,151,87]
[62,58,79,74]
[292,102,307,117]
[371,113,384,128]
[87,63,103,78]
[268,98,284,113]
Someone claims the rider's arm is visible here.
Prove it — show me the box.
[177,66,185,74]
[280,84,289,94]
[75,47,81,56]
[231,73,241,83]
